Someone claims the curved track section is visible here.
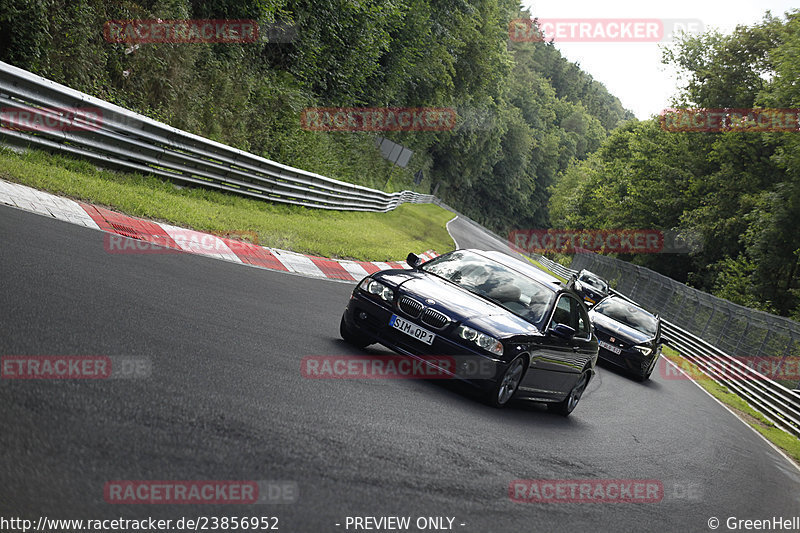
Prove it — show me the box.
[446,216,519,257]
[1,205,799,532]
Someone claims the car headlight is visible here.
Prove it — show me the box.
[633,345,653,357]
[457,325,503,356]
[359,278,394,304]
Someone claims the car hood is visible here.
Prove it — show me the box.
[589,311,653,345]
[375,270,541,337]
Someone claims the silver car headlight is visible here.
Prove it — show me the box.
[359,278,394,304]
[457,325,504,356]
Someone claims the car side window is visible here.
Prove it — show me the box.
[572,298,590,338]
[552,296,572,328]
[552,295,590,338]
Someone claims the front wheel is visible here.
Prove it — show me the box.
[339,314,372,348]
[635,354,660,382]
[487,356,526,408]
[549,371,591,416]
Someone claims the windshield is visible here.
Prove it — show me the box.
[579,272,608,293]
[594,298,658,336]
[422,251,554,324]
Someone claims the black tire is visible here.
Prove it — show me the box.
[487,356,526,408]
[548,371,590,416]
[635,355,659,382]
[339,314,372,348]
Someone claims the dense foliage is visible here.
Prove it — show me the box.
[4,1,800,319]
[549,11,800,318]
[0,0,631,233]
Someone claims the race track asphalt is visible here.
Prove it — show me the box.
[2,205,799,532]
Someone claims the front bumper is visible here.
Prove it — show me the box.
[597,345,658,375]
[342,290,507,387]
[578,290,606,308]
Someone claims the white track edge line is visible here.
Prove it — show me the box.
[445,215,461,249]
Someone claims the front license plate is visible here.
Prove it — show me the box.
[598,340,622,355]
[390,315,435,345]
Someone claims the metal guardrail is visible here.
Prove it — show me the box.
[0,61,434,212]
[531,253,800,438]
[569,248,800,370]
[533,256,575,282]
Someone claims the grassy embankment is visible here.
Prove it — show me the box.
[0,147,456,261]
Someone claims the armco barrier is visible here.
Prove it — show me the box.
[530,252,800,438]
[569,248,800,368]
[0,61,434,212]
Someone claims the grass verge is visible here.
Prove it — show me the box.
[663,347,800,466]
[0,147,456,261]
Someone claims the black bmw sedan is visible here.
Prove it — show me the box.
[339,249,599,415]
[588,296,668,381]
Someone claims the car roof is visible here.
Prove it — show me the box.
[578,269,604,281]
[465,249,564,292]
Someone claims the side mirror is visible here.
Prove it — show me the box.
[550,323,576,339]
[406,253,422,269]
[661,336,671,347]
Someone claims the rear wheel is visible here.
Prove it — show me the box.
[339,314,372,348]
[549,371,590,416]
[487,356,526,408]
